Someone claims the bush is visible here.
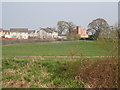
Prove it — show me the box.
[74,34,81,40]
[74,59,118,88]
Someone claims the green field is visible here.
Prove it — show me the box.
[2,41,112,56]
[2,57,83,88]
[2,56,117,88]
[2,40,117,88]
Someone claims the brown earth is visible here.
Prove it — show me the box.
[75,59,118,88]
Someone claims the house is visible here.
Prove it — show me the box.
[58,34,67,40]
[36,27,58,39]
[76,26,88,38]
[28,30,36,38]
[3,30,10,38]
[52,30,58,39]
[0,28,29,39]
[0,28,3,38]
[0,28,10,38]
[43,27,58,39]
[10,28,28,39]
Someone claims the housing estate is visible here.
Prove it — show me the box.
[0,26,88,40]
[0,27,59,40]
[0,28,29,39]
[10,28,28,39]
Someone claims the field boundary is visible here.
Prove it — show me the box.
[2,56,114,58]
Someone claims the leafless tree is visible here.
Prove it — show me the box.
[88,18,110,40]
[57,21,68,35]
[57,21,76,40]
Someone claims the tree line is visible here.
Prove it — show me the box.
[57,18,119,40]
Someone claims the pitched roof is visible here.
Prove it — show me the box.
[41,27,56,33]
[3,30,10,34]
[28,30,35,34]
[10,28,28,32]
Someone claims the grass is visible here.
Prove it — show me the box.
[2,57,82,88]
[2,40,112,56]
[2,40,118,88]
[2,57,118,88]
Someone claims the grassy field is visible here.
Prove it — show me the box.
[2,41,111,56]
[2,40,118,88]
[2,57,83,88]
[2,57,118,88]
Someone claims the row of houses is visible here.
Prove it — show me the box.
[0,26,88,40]
[0,27,61,40]
[0,28,29,39]
[31,27,59,39]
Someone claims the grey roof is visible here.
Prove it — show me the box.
[3,30,10,34]
[10,28,28,32]
[28,30,35,33]
[41,27,56,33]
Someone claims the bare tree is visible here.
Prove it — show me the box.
[88,18,110,40]
[57,21,76,40]
[57,21,68,35]
[96,23,118,58]
[66,22,76,40]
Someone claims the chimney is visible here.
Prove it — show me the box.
[76,26,82,34]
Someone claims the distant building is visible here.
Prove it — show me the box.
[28,30,36,38]
[0,28,3,38]
[0,27,63,40]
[10,28,28,39]
[0,28,10,38]
[58,34,67,40]
[76,26,88,38]
[3,30,10,38]
[36,27,58,39]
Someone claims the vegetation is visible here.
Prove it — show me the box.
[57,21,76,40]
[87,18,110,40]
[57,21,68,35]
[2,38,118,88]
[2,57,82,88]
[2,41,113,56]
[2,57,118,88]
[2,18,119,88]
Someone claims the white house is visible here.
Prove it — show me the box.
[51,31,58,39]
[1,27,59,40]
[28,30,36,38]
[10,28,28,39]
[58,34,67,40]
[0,29,11,38]
[36,27,58,39]
[4,30,10,38]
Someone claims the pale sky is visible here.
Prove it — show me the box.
[2,2,118,30]
[0,2,2,28]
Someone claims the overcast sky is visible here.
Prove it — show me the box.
[2,2,118,30]
[0,2,2,28]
